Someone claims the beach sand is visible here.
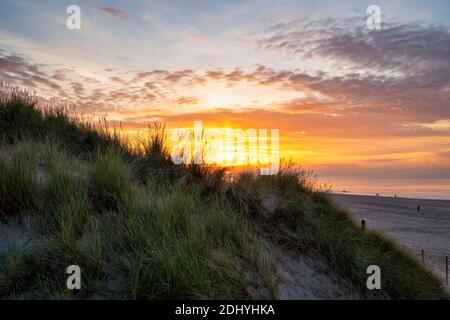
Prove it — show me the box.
[333,194,450,283]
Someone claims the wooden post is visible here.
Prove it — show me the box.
[446,256,448,286]
[361,219,366,231]
[421,250,424,265]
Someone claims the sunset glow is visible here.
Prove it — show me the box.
[1,0,449,179]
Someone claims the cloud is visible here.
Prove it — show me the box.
[0,51,62,90]
[404,119,450,132]
[71,82,84,96]
[2,14,450,139]
[184,32,207,41]
[164,70,195,83]
[2,49,449,139]
[437,151,450,159]
[248,17,450,126]
[115,56,132,61]
[176,96,199,105]
[256,17,450,89]
[91,6,130,20]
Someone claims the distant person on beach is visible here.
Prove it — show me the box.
[417,205,421,212]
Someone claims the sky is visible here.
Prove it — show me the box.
[1,0,450,179]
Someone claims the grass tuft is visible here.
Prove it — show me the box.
[0,142,41,220]
[89,148,134,213]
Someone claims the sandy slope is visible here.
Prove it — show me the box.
[333,194,450,283]
[276,251,364,299]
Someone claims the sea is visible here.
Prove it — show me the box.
[317,177,450,200]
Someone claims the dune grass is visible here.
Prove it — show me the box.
[0,85,448,299]
[0,141,40,221]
